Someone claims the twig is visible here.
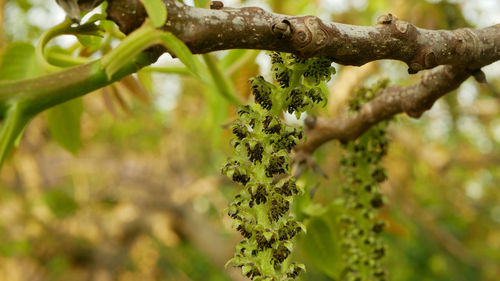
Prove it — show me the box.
[296,64,476,156]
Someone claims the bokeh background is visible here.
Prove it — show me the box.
[0,0,499,280]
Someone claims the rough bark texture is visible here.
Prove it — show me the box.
[104,0,500,154]
[295,65,471,156]
[107,0,499,71]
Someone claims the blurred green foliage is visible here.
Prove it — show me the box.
[0,0,499,281]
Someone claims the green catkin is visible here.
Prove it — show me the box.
[339,80,390,281]
[223,53,335,280]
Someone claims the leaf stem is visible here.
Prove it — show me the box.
[101,22,162,78]
[142,66,192,76]
[0,103,30,166]
[202,54,242,105]
[36,18,74,72]
[0,51,156,169]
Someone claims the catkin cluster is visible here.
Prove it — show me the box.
[223,53,335,280]
[339,81,390,281]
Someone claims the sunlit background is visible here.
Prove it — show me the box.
[0,0,499,280]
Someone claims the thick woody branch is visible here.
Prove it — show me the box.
[295,65,472,155]
[102,0,500,155]
[107,0,500,73]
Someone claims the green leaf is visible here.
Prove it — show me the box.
[204,86,229,146]
[84,12,107,24]
[0,42,41,80]
[0,239,31,256]
[46,255,70,275]
[136,68,154,92]
[46,98,83,154]
[43,188,79,218]
[219,49,248,69]
[299,205,341,279]
[139,0,167,28]
[101,23,160,79]
[0,43,40,166]
[77,34,103,50]
[102,22,203,80]
[160,32,205,80]
[202,54,242,105]
[0,105,29,167]
[193,0,211,8]
[45,46,91,67]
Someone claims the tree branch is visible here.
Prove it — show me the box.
[295,64,473,155]
[87,1,500,155]
[107,0,500,73]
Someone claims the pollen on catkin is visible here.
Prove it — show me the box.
[338,80,390,281]
[223,52,335,280]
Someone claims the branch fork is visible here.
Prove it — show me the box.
[89,0,500,154]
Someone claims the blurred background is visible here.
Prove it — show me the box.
[0,0,499,280]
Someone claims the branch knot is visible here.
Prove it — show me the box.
[272,20,292,39]
[376,13,396,25]
[287,16,329,57]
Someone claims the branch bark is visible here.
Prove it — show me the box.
[295,64,473,156]
[107,0,500,73]
[103,0,500,154]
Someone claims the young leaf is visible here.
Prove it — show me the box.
[0,104,30,167]
[139,0,167,28]
[0,42,41,80]
[102,22,204,80]
[160,32,205,80]
[193,0,211,8]
[219,49,248,70]
[202,54,242,105]
[0,43,40,166]
[101,23,161,78]
[298,206,341,279]
[45,46,91,67]
[46,98,84,154]
[77,34,103,51]
[43,188,79,218]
